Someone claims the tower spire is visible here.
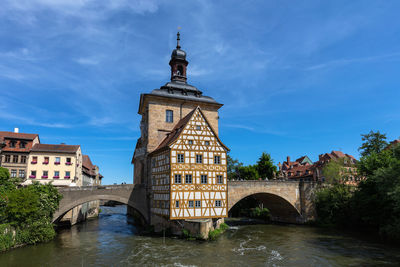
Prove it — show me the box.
[176,32,181,50]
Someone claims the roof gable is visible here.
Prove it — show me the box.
[151,107,228,154]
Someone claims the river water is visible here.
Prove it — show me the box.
[1,205,400,267]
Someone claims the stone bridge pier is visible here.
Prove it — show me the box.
[228,181,317,223]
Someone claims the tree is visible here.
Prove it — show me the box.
[238,165,259,180]
[322,159,343,184]
[227,154,243,180]
[358,130,388,157]
[256,152,277,179]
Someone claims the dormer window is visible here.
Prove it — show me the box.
[19,142,26,148]
[9,141,16,148]
[166,110,173,123]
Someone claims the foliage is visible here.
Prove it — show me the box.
[322,159,343,184]
[208,223,229,241]
[358,130,388,157]
[316,131,400,242]
[0,169,62,250]
[227,154,243,180]
[249,207,271,221]
[238,165,259,180]
[256,152,277,179]
[315,184,353,225]
[0,223,15,251]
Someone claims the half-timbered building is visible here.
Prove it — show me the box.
[149,107,228,220]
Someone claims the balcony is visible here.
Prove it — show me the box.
[53,176,60,179]
[54,162,60,165]
[65,162,72,166]
[41,175,48,179]
[64,176,70,179]
[29,175,36,179]
[31,161,37,164]
[43,161,49,165]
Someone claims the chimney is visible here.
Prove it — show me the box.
[14,128,19,133]
[287,156,290,164]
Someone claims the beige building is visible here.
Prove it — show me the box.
[0,129,40,179]
[23,144,83,187]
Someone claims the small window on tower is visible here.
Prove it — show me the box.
[177,65,183,76]
[166,110,173,123]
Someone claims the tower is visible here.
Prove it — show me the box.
[132,32,223,186]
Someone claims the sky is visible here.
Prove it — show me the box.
[1,0,399,185]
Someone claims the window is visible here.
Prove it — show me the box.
[217,175,223,184]
[196,155,202,164]
[196,126,201,130]
[55,157,60,165]
[185,174,192,184]
[54,171,60,178]
[201,175,207,184]
[30,170,36,178]
[42,171,48,178]
[65,171,71,179]
[174,174,182,184]
[195,200,201,208]
[31,156,38,164]
[177,154,184,163]
[188,200,194,208]
[214,156,221,164]
[215,200,222,207]
[19,142,26,148]
[188,140,193,145]
[43,157,49,164]
[9,141,16,148]
[152,159,156,168]
[205,141,210,146]
[4,155,10,163]
[12,155,18,163]
[10,169,17,177]
[20,156,26,163]
[19,170,25,178]
[66,157,72,165]
[175,200,179,208]
[166,110,173,123]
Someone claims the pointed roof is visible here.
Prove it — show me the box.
[150,106,229,155]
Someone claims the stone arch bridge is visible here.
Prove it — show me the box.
[53,181,317,224]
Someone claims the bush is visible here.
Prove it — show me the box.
[208,223,229,241]
[0,223,15,251]
[250,207,271,221]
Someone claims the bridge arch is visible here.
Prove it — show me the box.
[228,181,303,223]
[53,185,149,224]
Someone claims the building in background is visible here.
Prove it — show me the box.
[23,144,82,187]
[0,128,103,226]
[278,155,314,180]
[0,129,40,180]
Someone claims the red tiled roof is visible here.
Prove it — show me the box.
[31,144,80,154]
[287,164,314,178]
[0,131,38,141]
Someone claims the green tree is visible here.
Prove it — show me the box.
[358,130,388,157]
[227,154,243,180]
[238,165,259,180]
[256,152,277,179]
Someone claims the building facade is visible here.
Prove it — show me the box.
[0,129,40,180]
[150,107,228,220]
[23,144,83,187]
[132,33,228,234]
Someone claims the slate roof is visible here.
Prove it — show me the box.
[31,144,80,154]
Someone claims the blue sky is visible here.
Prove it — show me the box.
[1,0,399,184]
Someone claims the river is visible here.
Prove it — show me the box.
[1,205,399,267]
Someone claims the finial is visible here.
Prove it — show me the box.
[176,31,181,49]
